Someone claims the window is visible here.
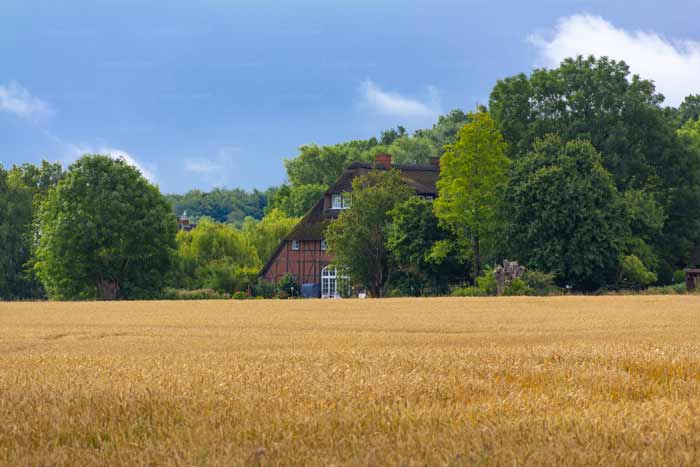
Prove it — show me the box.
[321,266,349,298]
[291,240,300,250]
[331,194,352,210]
[418,195,434,202]
[320,239,327,251]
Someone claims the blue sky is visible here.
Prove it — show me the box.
[1,0,699,193]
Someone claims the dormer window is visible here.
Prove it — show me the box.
[332,194,351,210]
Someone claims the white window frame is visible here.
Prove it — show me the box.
[320,239,327,251]
[331,194,352,210]
[321,266,348,299]
[291,239,300,251]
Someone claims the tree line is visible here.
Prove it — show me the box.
[1,55,699,300]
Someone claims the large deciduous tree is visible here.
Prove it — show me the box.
[433,111,509,280]
[35,155,177,300]
[506,136,628,290]
[489,55,700,278]
[325,170,413,297]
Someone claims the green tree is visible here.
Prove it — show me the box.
[387,197,464,295]
[489,55,700,277]
[506,136,628,290]
[678,95,700,127]
[35,155,177,300]
[414,109,470,152]
[241,208,299,265]
[434,111,509,279]
[0,166,34,299]
[386,136,439,165]
[325,170,413,297]
[173,218,260,292]
[269,183,326,217]
[284,144,360,187]
[165,187,268,226]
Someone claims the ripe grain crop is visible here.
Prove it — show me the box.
[1,296,700,466]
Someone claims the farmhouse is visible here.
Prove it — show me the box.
[260,153,439,298]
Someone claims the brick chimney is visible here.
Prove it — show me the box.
[374,153,392,170]
[429,156,440,168]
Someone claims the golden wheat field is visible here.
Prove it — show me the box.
[1,297,700,466]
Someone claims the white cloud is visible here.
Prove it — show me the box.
[183,146,240,187]
[0,81,52,119]
[529,14,700,106]
[359,80,441,119]
[68,144,157,183]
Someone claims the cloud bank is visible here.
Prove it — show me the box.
[0,81,52,119]
[529,14,700,106]
[359,80,441,120]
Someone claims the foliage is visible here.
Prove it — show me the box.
[490,56,700,279]
[0,161,64,300]
[172,218,259,292]
[414,109,470,151]
[434,111,509,279]
[521,270,559,296]
[326,170,413,297]
[618,255,658,290]
[506,136,628,290]
[35,155,177,300]
[386,136,439,165]
[285,143,364,187]
[451,286,486,297]
[502,278,533,296]
[387,197,464,295]
[276,273,300,298]
[241,209,299,265]
[677,94,700,127]
[165,187,270,226]
[642,283,687,295]
[268,184,326,217]
[232,290,251,300]
[161,287,231,300]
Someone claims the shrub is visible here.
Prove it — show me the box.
[643,283,687,295]
[522,270,559,296]
[251,278,276,299]
[232,291,250,300]
[476,269,498,295]
[618,255,657,289]
[503,278,534,296]
[451,286,487,297]
[276,274,300,298]
[673,269,686,284]
[161,288,231,300]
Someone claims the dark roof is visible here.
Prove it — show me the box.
[328,162,439,194]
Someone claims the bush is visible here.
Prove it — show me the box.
[276,274,300,298]
[232,291,250,300]
[618,255,657,289]
[451,286,487,297]
[673,269,687,284]
[476,269,498,295]
[503,278,534,296]
[251,278,276,299]
[522,270,559,296]
[161,288,231,300]
[643,283,687,295]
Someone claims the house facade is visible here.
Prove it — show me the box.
[260,153,440,298]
